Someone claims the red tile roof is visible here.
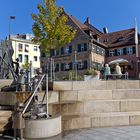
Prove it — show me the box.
[100,28,136,48]
[84,22,103,36]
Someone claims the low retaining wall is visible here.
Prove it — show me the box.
[24,115,61,139]
[53,80,140,90]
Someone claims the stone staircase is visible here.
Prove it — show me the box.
[0,111,12,134]
[0,79,59,135]
[1,79,140,133]
[51,80,140,131]
[0,80,13,135]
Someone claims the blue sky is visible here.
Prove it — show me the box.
[0,0,140,39]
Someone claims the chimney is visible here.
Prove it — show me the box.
[86,17,90,24]
[103,27,108,34]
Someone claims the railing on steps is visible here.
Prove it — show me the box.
[22,74,45,114]
[22,74,49,118]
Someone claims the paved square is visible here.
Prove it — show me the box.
[46,126,140,140]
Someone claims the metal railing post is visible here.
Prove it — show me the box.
[46,74,49,118]
[22,74,45,114]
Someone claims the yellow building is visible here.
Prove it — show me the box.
[10,34,40,76]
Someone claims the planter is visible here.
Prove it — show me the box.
[84,74,99,81]
[24,115,61,139]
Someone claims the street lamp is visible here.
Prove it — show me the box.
[74,50,77,81]
[9,16,16,39]
[137,60,140,79]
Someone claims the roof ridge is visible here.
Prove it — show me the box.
[84,22,103,34]
[103,28,135,35]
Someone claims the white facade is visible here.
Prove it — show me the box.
[10,34,40,75]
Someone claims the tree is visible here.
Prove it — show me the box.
[32,0,76,53]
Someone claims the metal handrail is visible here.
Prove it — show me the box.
[22,74,45,114]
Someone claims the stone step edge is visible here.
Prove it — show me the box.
[59,89,140,92]
[62,111,140,119]
[51,99,140,105]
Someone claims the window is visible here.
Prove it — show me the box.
[34,46,37,51]
[24,55,28,63]
[56,49,59,55]
[117,48,123,55]
[69,46,72,53]
[104,39,108,42]
[18,43,23,52]
[81,45,85,51]
[34,56,37,61]
[25,44,29,52]
[78,44,87,52]
[77,44,81,52]
[109,50,115,57]
[64,47,69,54]
[83,60,88,69]
[55,64,59,72]
[61,48,64,55]
[127,47,133,54]
[78,60,84,69]
[18,54,22,62]
[61,63,64,71]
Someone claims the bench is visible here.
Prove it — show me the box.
[105,72,128,80]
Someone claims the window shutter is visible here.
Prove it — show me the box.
[69,62,72,70]
[84,43,87,51]
[61,63,64,71]
[56,49,59,55]
[78,44,81,52]
[84,60,88,69]
[50,49,54,56]
[69,46,72,53]
[61,48,64,55]
[123,48,126,55]
[55,64,59,72]
[114,49,117,56]
[133,47,136,54]
[106,50,109,57]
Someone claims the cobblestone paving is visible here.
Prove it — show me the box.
[46,126,140,140]
[3,125,140,139]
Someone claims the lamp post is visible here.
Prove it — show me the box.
[74,50,77,81]
[137,60,140,79]
[9,16,16,39]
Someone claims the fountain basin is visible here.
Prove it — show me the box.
[24,115,61,139]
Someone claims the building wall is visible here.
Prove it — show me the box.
[11,38,40,75]
[105,45,138,78]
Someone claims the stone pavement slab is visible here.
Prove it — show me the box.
[63,126,140,140]
[27,125,140,140]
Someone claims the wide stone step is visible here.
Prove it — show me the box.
[53,80,140,90]
[0,117,10,124]
[0,91,59,106]
[62,112,140,130]
[0,111,12,134]
[51,99,140,115]
[112,89,140,99]
[59,89,140,102]
[0,111,12,117]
